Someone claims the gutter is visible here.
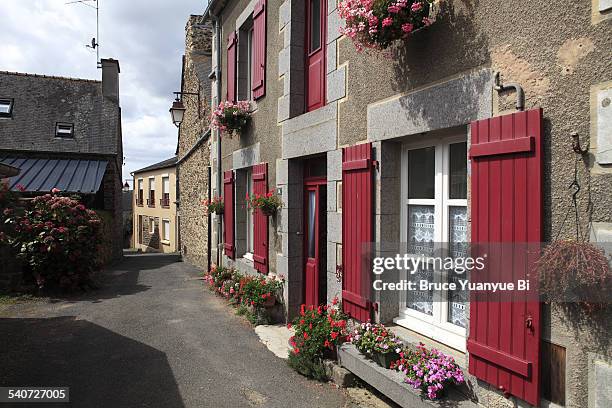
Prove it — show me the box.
[205,5,224,268]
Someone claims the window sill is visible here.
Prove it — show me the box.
[243,252,254,262]
[393,315,467,354]
[161,240,171,246]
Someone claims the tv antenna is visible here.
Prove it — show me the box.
[66,0,101,68]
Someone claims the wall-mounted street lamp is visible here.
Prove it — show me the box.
[169,91,200,128]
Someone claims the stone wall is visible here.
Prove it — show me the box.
[177,15,213,271]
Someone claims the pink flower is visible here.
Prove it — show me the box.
[382,17,393,27]
[401,23,414,33]
[388,5,401,13]
[411,2,423,12]
[16,184,26,192]
[51,188,61,194]
[422,17,432,26]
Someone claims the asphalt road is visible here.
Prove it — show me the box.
[0,253,349,408]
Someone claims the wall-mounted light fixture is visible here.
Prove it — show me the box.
[169,91,200,127]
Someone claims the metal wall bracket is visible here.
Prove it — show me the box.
[494,71,525,111]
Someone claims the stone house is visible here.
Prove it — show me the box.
[174,15,214,270]
[0,60,124,261]
[132,157,178,253]
[197,0,611,407]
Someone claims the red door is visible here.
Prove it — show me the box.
[304,179,326,306]
[305,0,326,112]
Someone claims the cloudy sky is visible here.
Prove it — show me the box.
[1,0,207,184]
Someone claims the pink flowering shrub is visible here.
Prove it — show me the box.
[338,0,434,51]
[2,192,102,290]
[211,100,251,137]
[391,343,465,399]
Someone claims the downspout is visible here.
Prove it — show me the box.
[210,11,223,267]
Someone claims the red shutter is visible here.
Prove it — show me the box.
[341,143,373,321]
[252,0,266,100]
[252,163,269,274]
[226,31,237,103]
[468,108,543,407]
[223,170,235,259]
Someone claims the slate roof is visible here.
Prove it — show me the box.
[0,155,108,193]
[0,71,121,156]
[132,157,177,175]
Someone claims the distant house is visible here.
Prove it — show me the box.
[0,59,124,261]
[132,157,178,253]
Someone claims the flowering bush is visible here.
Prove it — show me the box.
[288,298,348,380]
[537,240,611,313]
[240,275,284,308]
[2,192,102,290]
[211,100,251,136]
[201,196,224,215]
[391,343,464,399]
[338,0,434,51]
[246,190,283,216]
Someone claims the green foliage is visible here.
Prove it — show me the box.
[288,352,328,382]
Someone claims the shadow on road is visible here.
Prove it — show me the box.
[0,316,185,408]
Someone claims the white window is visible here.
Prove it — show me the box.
[245,168,254,259]
[162,219,170,242]
[137,179,144,205]
[0,98,13,117]
[396,136,468,352]
[55,122,74,138]
[150,218,155,233]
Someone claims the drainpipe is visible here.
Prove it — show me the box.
[209,11,223,267]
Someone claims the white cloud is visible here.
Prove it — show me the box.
[2,0,205,181]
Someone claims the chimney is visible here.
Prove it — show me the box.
[101,58,120,104]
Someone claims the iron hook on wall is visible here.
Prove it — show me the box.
[494,71,525,111]
[571,132,589,155]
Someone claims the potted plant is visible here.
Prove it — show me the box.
[391,343,465,400]
[246,190,283,216]
[536,240,611,313]
[350,322,404,368]
[201,196,224,215]
[288,299,348,380]
[338,0,435,52]
[211,100,252,137]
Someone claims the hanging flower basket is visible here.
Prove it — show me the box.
[201,196,224,215]
[246,190,283,216]
[536,240,612,313]
[338,0,436,51]
[211,100,252,137]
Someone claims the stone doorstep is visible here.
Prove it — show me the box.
[338,344,480,408]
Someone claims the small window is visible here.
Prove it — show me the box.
[238,20,254,101]
[0,98,14,118]
[55,122,74,138]
[162,219,170,242]
[309,0,322,53]
[245,168,254,255]
[150,218,155,233]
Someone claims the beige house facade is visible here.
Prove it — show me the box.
[132,157,178,253]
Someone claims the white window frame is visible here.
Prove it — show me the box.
[244,168,255,261]
[162,219,170,242]
[55,122,74,138]
[150,218,155,233]
[0,98,14,117]
[162,176,170,195]
[394,134,468,352]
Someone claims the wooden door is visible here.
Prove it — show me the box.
[305,0,326,112]
[304,180,326,306]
